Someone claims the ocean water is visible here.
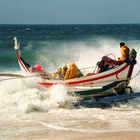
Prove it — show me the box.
[0,24,140,140]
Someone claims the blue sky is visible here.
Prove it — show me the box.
[0,0,140,24]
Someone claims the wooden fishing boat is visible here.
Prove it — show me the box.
[14,37,138,99]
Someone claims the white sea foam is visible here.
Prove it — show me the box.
[0,76,75,114]
[0,38,140,114]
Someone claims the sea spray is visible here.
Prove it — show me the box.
[0,71,76,113]
[26,84,75,113]
[1,39,140,112]
[46,84,75,109]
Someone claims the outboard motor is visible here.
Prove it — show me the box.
[127,49,137,78]
[129,49,137,64]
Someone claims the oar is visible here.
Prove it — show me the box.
[0,73,24,78]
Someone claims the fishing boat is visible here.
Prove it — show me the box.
[14,37,139,102]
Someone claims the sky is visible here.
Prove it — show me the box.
[0,0,140,24]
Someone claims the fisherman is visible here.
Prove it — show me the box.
[29,64,43,73]
[14,37,43,72]
[52,67,64,80]
[62,65,68,78]
[14,38,53,79]
[20,58,52,79]
[96,60,110,73]
[64,63,78,80]
[19,56,44,73]
[118,42,130,64]
[101,42,130,68]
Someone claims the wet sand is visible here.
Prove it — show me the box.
[0,107,140,140]
[5,130,140,140]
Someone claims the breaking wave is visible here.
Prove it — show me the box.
[0,38,140,113]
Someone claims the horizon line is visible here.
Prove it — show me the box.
[0,23,140,26]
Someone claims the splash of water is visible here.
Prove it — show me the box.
[0,38,140,113]
[0,76,75,113]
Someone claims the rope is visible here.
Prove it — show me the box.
[0,74,40,82]
[130,70,140,80]
[79,54,116,71]
[0,73,24,78]
[80,65,96,70]
[106,53,117,60]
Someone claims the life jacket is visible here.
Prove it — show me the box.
[120,45,130,62]
[64,64,78,80]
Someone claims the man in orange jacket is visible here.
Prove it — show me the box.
[118,42,130,63]
[64,63,78,80]
[102,42,130,66]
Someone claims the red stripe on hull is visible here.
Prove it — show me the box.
[39,64,129,87]
[67,64,129,85]
[17,51,29,72]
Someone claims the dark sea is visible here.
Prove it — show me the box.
[0,24,140,140]
[0,24,140,70]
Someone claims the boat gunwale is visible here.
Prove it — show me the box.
[38,63,130,86]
